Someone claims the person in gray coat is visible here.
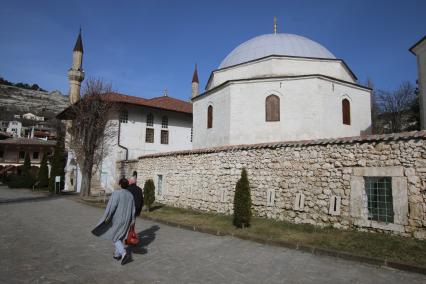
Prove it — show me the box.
[92,178,135,265]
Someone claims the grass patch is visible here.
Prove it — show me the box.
[140,205,426,267]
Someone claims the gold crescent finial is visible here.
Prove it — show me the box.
[273,16,277,34]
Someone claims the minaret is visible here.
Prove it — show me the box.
[273,16,277,34]
[191,64,199,99]
[68,29,85,104]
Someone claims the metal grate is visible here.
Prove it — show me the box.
[119,111,128,123]
[364,177,394,223]
[146,113,154,127]
[162,116,168,128]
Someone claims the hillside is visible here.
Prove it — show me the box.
[0,84,69,119]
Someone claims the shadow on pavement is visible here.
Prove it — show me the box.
[129,225,160,255]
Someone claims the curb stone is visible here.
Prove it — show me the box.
[75,199,426,276]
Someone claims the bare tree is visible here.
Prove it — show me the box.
[376,81,417,133]
[365,77,380,134]
[66,79,116,197]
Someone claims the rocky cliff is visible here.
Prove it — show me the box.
[0,84,69,118]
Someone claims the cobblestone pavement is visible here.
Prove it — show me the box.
[0,197,425,284]
[0,185,49,201]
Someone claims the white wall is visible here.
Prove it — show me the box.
[192,87,231,149]
[96,105,193,192]
[5,121,22,137]
[413,40,426,130]
[207,56,355,90]
[194,76,371,148]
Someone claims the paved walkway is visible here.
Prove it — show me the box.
[0,196,425,283]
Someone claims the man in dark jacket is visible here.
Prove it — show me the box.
[127,177,143,217]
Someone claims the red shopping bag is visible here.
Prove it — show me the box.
[125,224,139,245]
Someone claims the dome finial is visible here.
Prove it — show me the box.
[273,16,277,34]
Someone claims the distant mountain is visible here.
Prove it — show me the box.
[0,84,69,119]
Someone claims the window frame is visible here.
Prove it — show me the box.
[207,105,213,129]
[119,110,128,124]
[161,116,168,129]
[161,129,169,145]
[19,151,25,160]
[145,128,154,143]
[265,94,280,122]
[32,152,39,160]
[364,176,394,223]
[342,98,351,125]
[146,113,154,127]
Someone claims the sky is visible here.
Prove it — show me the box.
[0,0,425,101]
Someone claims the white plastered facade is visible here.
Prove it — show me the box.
[411,37,426,130]
[64,105,192,193]
[193,57,372,149]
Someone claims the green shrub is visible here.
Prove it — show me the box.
[22,153,31,177]
[37,154,49,188]
[49,134,66,193]
[143,179,155,211]
[233,168,252,228]
[10,153,35,188]
[8,174,35,188]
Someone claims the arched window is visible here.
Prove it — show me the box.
[342,98,350,125]
[162,116,168,128]
[207,105,213,128]
[265,95,280,121]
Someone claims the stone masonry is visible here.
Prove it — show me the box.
[120,131,426,239]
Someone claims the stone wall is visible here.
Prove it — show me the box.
[120,131,426,239]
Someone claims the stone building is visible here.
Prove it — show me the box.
[192,22,372,148]
[410,35,426,130]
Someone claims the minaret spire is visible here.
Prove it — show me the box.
[192,64,199,83]
[273,16,277,34]
[68,28,85,104]
[191,64,199,99]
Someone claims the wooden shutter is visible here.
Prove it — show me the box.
[342,99,350,125]
[266,95,280,121]
[207,105,213,128]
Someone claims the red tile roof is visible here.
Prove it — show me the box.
[0,138,56,146]
[104,93,192,114]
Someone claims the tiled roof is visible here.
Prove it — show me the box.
[125,130,426,161]
[0,138,56,146]
[104,93,192,114]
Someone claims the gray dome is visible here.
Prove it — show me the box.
[219,33,335,69]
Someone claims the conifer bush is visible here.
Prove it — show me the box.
[143,179,155,211]
[9,153,34,188]
[37,154,49,188]
[49,134,66,193]
[233,168,252,228]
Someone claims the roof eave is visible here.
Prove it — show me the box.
[193,74,371,102]
[409,35,426,55]
[204,54,358,90]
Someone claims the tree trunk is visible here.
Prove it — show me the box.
[79,159,93,197]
